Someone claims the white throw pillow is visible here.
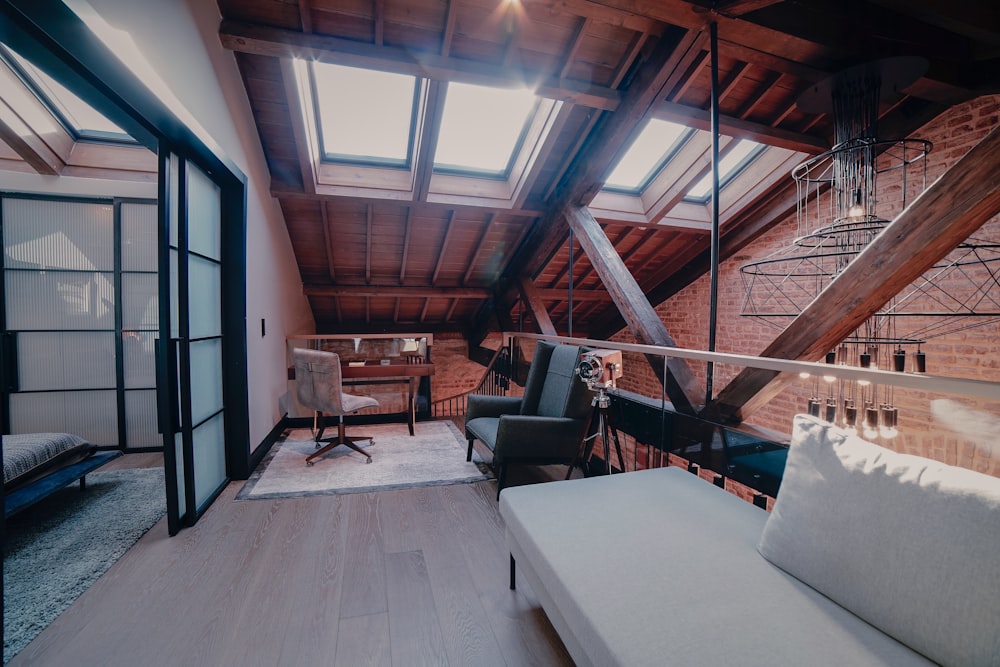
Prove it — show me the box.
[758,413,1000,667]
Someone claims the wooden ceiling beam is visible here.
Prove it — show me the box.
[273,188,544,219]
[441,0,457,57]
[279,58,316,194]
[560,17,594,80]
[297,0,312,33]
[653,101,829,153]
[535,288,611,302]
[304,284,491,298]
[517,277,557,335]
[219,20,622,111]
[565,203,699,412]
[373,0,385,46]
[706,124,1000,423]
[713,0,786,17]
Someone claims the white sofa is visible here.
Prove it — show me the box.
[499,414,1000,666]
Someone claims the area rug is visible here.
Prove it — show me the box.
[237,420,493,500]
[3,467,166,664]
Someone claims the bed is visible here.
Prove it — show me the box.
[3,433,120,518]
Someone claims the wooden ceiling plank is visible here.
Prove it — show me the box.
[298,0,313,33]
[394,297,401,323]
[419,297,431,323]
[441,0,457,57]
[304,284,490,298]
[321,200,336,280]
[219,20,622,111]
[707,124,1000,423]
[374,0,385,46]
[717,61,750,105]
[565,203,699,412]
[560,17,594,80]
[517,276,558,335]
[365,203,373,284]
[463,213,496,285]
[445,298,460,322]
[734,70,782,120]
[400,207,413,283]
[670,50,708,101]
[431,211,456,285]
[610,31,649,89]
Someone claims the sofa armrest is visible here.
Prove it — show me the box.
[466,394,524,421]
[494,415,587,463]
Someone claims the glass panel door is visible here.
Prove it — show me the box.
[158,151,229,535]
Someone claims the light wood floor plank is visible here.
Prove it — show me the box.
[338,492,389,619]
[335,613,392,667]
[385,550,449,666]
[7,449,574,667]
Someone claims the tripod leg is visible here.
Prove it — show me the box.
[604,408,626,473]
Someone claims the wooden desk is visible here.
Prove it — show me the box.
[290,359,434,435]
[343,360,434,435]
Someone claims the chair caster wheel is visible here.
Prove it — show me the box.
[306,461,314,466]
[365,457,372,464]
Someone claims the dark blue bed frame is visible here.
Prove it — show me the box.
[4,451,123,519]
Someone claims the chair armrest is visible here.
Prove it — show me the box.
[466,394,524,421]
[493,415,588,462]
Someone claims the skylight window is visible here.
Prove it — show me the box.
[311,62,418,167]
[2,45,133,142]
[686,140,765,201]
[433,82,538,177]
[603,119,690,192]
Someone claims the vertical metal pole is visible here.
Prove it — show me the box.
[705,21,721,407]
[567,227,574,337]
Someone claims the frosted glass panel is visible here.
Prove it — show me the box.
[192,412,225,508]
[190,338,223,425]
[6,271,115,330]
[124,331,157,388]
[187,164,221,260]
[169,154,180,248]
[17,331,115,390]
[123,273,158,330]
[10,390,118,445]
[121,202,158,271]
[3,198,113,270]
[124,390,160,448]
[188,256,221,339]
[170,249,179,338]
[175,432,187,517]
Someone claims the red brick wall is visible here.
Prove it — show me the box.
[614,94,1000,479]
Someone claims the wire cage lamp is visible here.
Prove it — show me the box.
[740,57,1000,438]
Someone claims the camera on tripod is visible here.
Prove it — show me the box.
[576,349,623,390]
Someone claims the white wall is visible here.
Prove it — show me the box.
[80,0,315,447]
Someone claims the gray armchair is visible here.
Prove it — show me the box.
[465,341,594,497]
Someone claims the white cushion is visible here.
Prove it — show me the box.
[758,413,1000,667]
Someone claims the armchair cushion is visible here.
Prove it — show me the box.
[494,415,587,463]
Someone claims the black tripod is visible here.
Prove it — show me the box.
[575,385,626,476]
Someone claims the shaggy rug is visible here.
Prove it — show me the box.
[237,420,493,500]
[3,467,166,664]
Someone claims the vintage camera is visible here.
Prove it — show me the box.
[576,349,624,390]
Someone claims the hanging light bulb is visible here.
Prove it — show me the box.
[844,403,859,434]
[893,348,906,372]
[823,351,837,383]
[847,188,865,219]
[799,371,811,379]
[807,397,822,417]
[858,352,872,386]
[879,405,899,438]
[824,398,837,423]
[863,406,880,440]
